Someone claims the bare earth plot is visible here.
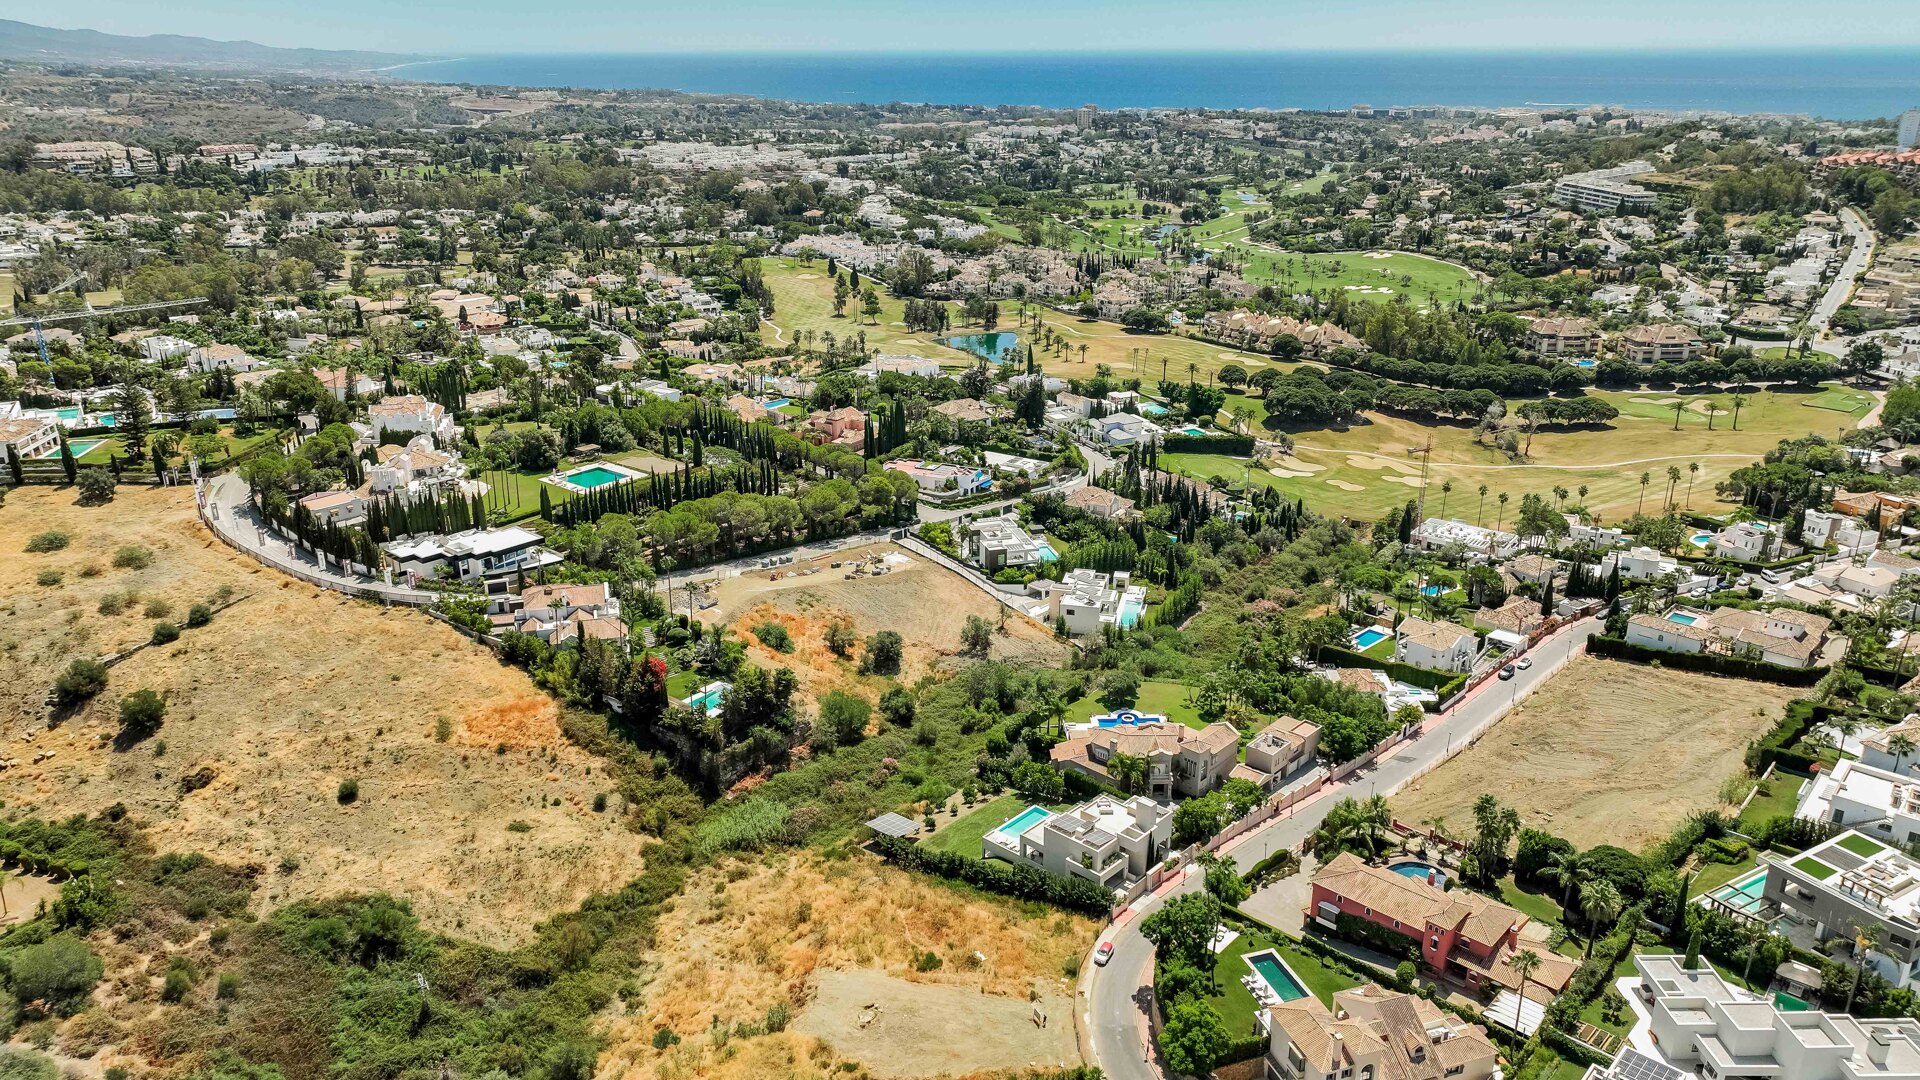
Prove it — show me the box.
[599,852,1091,1080]
[705,542,1067,701]
[0,485,645,947]
[1391,657,1797,850]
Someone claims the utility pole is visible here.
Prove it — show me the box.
[1406,437,1435,522]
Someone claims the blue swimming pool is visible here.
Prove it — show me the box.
[1138,403,1169,417]
[1175,425,1209,436]
[941,332,1021,363]
[1573,359,1597,368]
[566,466,630,489]
[1420,585,1443,597]
[64,438,105,458]
[1118,596,1145,628]
[1707,872,1768,916]
[1353,627,1390,650]
[1035,541,1060,562]
[1690,532,1714,546]
[1243,949,1309,1003]
[989,805,1053,843]
[762,398,791,409]
[1667,612,1699,625]
[682,682,730,715]
[1391,861,1449,886]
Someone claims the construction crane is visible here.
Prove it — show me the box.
[0,273,208,365]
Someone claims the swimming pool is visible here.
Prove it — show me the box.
[65,438,105,458]
[1707,872,1769,917]
[989,805,1053,844]
[1088,709,1166,729]
[681,681,731,716]
[1420,585,1443,597]
[1573,359,1597,368]
[762,398,791,409]
[1175,425,1209,436]
[1667,612,1699,625]
[1690,532,1714,546]
[1353,627,1390,650]
[1242,949,1309,1004]
[940,332,1021,363]
[1035,541,1060,562]
[1117,596,1145,628]
[567,467,629,489]
[1391,861,1448,886]
[1138,403,1169,417]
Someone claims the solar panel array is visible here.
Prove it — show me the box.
[1606,1048,1683,1080]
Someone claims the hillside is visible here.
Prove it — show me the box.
[0,19,428,73]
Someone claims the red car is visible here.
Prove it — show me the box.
[1094,941,1116,966]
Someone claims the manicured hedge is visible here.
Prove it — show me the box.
[1161,433,1255,456]
[1315,644,1467,693]
[1744,699,1821,774]
[1587,634,1825,686]
[871,835,1115,915]
[1330,911,1420,960]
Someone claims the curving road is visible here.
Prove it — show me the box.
[1081,616,1599,1080]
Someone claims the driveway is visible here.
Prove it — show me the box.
[1081,616,1599,1079]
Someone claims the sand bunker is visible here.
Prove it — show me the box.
[1383,475,1430,487]
[1630,397,1684,405]
[1344,455,1420,474]
[1268,468,1312,478]
[1268,454,1324,474]
[1324,479,1366,491]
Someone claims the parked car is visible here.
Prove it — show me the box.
[1517,657,1533,670]
[1094,941,1115,966]
[1498,664,1516,680]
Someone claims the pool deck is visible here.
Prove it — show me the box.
[543,461,644,494]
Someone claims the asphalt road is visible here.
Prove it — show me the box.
[1813,206,1876,334]
[1081,615,1600,1080]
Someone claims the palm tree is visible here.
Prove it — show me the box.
[1508,949,1542,1031]
[1686,462,1700,507]
[1666,465,1682,509]
[1731,393,1747,430]
[1495,492,1510,532]
[1846,923,1884,1013]
[1579,879,1624,958]
[1477,484,1489,525]
[1740,916,1774,990]
[1542,848,1588,912]
[1577,484,1588,506]
[1186,361,1198,386]
[1888,733,1918,770]
[1553,485,1569,509]
[1439,480,1452,518]
[1359,794,1394,859]
[1636,472,1651,517]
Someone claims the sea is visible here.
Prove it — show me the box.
[399,50,1920,119]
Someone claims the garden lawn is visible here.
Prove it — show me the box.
[1201,930,1361,1036]
[1687,855,1760,899]
[1161,452,1270,493]
[1064,679,1202,729]
[922,795,1068,857]
[1498,878,1567,928]
[1737,771,1807,833]
[1196,245,1481,306]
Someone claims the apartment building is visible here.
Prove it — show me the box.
[1394,617,1479,673]
[1265,984,1500,1080]
[1049,718,1240,798]
[981,794,1172,891]
[1525,316,1601,356]
[1631,952,1920,1078]
[1618,324,1704,364]
[1552,162,1658,214]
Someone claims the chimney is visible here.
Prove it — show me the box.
[1868,1029,1900,1066]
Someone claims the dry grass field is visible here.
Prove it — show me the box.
[0,485,646,947]
[704,543,1067,701]
[1391,657,1798,850]
[599,852,1091,1080]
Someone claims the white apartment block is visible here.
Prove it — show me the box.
[981,794,1172,891]
[141,334,196,362]
[1632,952,1920,1078]
[1553,162,1658,214]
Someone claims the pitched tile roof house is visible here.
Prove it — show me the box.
[1050,720,1240,799]
[1266,983,1502,1080]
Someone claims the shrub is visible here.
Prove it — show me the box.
[337,779,360,804]
[185,603,212,628]
[118,689,166,734]
[506,820,531,832]
[592,793,608,813]
[7,935,103,1013]
[650,1028,680,1050]
[871,835,1113,915]
[160,966,193,1003]
[75,469,117,504]
[215,973,239,1000]
[24,530,70,553]
[751,621,794,653]
[861,630,904,674]
[35,570,63,587]
[912,949,943,972]
[95,590,132,616]
[143,598,173,619]
[53,657,108,707]
[150,623,180,646]
[111,545,152,570]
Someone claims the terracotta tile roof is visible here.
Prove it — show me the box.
[1313,852,1524,948]
[1395,617,1475,652]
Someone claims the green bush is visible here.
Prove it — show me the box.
[35,569,63,587]
[7,934,103,1013]
[160,966,193,1003]
[185,603,213,627]
[872,834,1113,915]
[111,545,153,570]
[337,779,360,804]
[151,622,180,646]
[54,659,109,705]
[75,469,116,505]
[751,621,794,652]
[118,689,166,734]
[24,530,70,553]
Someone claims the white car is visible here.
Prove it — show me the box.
[1517,657,1533,670]
[1094,941,1115,966]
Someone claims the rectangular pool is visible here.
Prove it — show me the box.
[1667,612,1698,625]
[1243,949,1309,1003]
[567,466,629,490]
[1353,627,1390,650]
[1707,872,1769,916]
[989,805,1053,844]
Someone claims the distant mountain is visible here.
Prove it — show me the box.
[0,19,430,73]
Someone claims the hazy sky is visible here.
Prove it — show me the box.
[50,1,1920,55]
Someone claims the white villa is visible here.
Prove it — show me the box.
[1624,606,1830,668]
[369,394,457,445]
[1393,617,1479,673]
[1805,509,1883,557]
[1085,411,1161,448]
[496,582,623,642]
[1711,521,1777,562]
[965,516,1045,571]
[1754,830,1920,990]
[1799,759,1920,849]
[369,437,465,495]
[188,343,262,373]
[980,794,1172,891]
[140,334,195,362]
[383,526,562,584]
[1409,517,1522,561]
[1032,568,1148,636]
[1629,953,1920,1079]
[0,414,59,462]
[1614,545,1680,583]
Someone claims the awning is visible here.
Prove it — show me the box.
[864,812,920,839]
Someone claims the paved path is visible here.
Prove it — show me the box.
[199,473,439,605]
[1082,616,1599,1080]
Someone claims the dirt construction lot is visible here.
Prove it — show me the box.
[0,485,646,947]
[705,542,1068,701]
[1392,657,1799,850]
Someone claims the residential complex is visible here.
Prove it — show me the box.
[1759,830,1920,990]
[965,516,1047,571]
[1525,316,1600,356]
[1409,517,1522,561]
[980,794,1172,891]
[1033,568,1147,635]
[1264,983,1501,1080]
[1618,323,1704,364]
[1630,953,1920,1078]
[1624,606,1830,668]
[1050,715,1240,799]
[1552,162,1658,214]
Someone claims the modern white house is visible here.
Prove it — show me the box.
[1393,617,1479,673]
[1034,568,1148,635]
[633,379,683,402]
[1798,760,1920,849]
[1084,411,1161,448]
[383,526,562,584]
[980,794,1172,891]
[1615,545,1680,582]
[1758,830,1920,990]
[140,334,196,362]
[1408,517,1522,561]
[1629,952,1920,1079]
[1805,509,1882,557]
[883,459,990,498]
[1864,721,1920,773]
[188,343,262,373]
[1712,521,1777,562]
[965,516,1045,571]
[1625,606,1830,668]
[0,415,60,462]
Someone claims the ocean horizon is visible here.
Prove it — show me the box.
[398,49,1920,119]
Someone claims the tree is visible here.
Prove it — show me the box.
[7,934,102,1013]
[1507,949,1542,1030]
[817,691,872,748]
[1107,751,1150,794]
[1098,670,1141,710]
[878,685,916,727]
[960,614,994,656]
[1199,853,1250,906]
[75,468,116,505]
[54,658,108,706]
[1542,847,1589,912]
[825,618,858,658]
[118,689,165,735]
[1140,893,1223,972]
[861,630,904,674]
[1637,472,1651,516]
[1578,878,1624,958]
[860,288,882,324]
[1158,998,1231,1076]
[1846,922,1884,1013]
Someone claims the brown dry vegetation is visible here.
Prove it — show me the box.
[600,852,1092,1080]
[1391,656,1798,849]
[707,543,1066,702]
[0,485,646,947]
